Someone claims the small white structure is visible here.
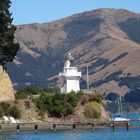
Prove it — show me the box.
[59,53,81,93]
[3,116,9,123]
[9,117,17,124]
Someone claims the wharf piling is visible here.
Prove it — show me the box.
[53,124,56,131]
[92,123,95,131]
[110,122,115,132]
[35,124,38,131]
[73,124,76,132]
[126,122,129,131]
[16,124,20,132]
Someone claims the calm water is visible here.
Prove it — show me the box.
[1,113,140,140]
[1,129,140,140]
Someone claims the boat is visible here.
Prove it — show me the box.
[112,96,130,122]
[113,116,130,121]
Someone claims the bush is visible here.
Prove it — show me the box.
[0,102,10,115]
[81,95,89,105]
[48,101,64,117]
[15,87,55,99]
[15,91,28,99]
[89,91,102,103]
[8,105,21,119]
[84,101,101,120]
[63,103,73,116]
[34,91,81,118]
[67,91,80,107]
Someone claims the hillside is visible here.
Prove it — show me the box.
[7,8,140,102]
[0,66,15,102]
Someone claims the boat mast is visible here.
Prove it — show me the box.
[118,96,123,114]
[118,97,121,114]
[120,96,123,114]
[86,66,89,90]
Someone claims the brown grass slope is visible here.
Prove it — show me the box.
[7,8,140,102]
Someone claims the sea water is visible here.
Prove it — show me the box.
[1,129,140,140]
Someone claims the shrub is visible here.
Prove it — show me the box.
[34,91,81,118]
[8,105,21,119]
[0,107,4,118]
[89,91,102,103]
[81,95,89,105]
[67,91,80,107]
[15,91,28,99]
[0,102,10,115]
[84,101,101,120]
[48,101,64,117]
[63,103,73,116]
[15,87,55,99]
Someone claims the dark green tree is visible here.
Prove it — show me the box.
[0,0,19,69]
[8,105,21,119]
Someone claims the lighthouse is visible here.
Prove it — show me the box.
[59,53,81,93]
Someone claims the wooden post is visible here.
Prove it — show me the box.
[111,122,115,132]
[73,124,76,132]
[53,124,56,131]
[35,124,38,131]
[0,124,1,132]
[126,122,129,131]
[92,123,95,131]
[17,124,20,132]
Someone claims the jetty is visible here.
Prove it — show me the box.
[0,120,140,133]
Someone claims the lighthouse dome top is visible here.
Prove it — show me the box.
[65,53,74,61]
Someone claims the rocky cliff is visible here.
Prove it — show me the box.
[6,8,140,102]
[0,66,15,102]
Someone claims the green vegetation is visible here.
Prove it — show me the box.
[0,102,10,116]
[15,87,105,119]
[0,102,21,119]
[8,105,21,119]
[34,91,82,118]
[15,87,104,118]
[84,101,102,120]
[15,87,53,99]
[81,91,103,105]
[0,0,19,68]
[89,91,103,103]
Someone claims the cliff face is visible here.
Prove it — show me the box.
[6,8,140,102]
[0,66,15,102]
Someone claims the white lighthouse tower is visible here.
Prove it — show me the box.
[59,53,81,93]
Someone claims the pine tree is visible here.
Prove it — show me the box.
[0,0,19,69]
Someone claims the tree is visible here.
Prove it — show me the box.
[0,0,19,69]
[8,105,21,119]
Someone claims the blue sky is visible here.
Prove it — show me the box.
[11,0,140,25]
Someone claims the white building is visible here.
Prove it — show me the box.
[59,53,81,93]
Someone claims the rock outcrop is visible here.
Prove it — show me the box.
[0,66,15,102]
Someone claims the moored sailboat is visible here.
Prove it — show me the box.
[112,96,130,121]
